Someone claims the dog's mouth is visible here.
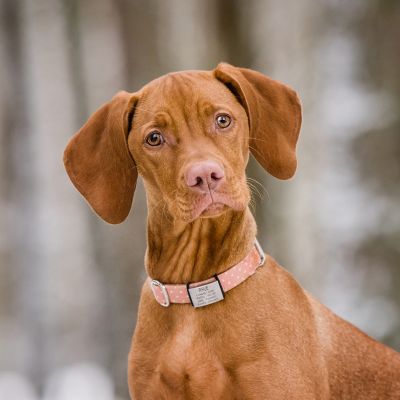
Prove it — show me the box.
[176,190,248,222]
[200,201,227,218]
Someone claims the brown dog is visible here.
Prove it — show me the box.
[64,63,400,399]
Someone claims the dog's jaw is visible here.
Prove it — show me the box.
[200,202,227,218]
[186,190,248,221]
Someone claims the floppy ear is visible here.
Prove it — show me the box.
[214,63,302,179]
[63,91,137,224]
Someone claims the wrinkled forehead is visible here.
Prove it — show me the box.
[134,71,241,124]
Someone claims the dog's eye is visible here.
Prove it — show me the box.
[216,114,231,129]
[145,131,164,146]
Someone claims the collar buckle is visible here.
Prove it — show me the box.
[150,280,170,307]
[254,238,266,266]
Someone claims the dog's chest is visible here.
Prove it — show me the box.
[130,288,273,398]
[161,323,227,377]
[149,317,238,398]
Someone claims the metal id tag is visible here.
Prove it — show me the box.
[187,280,224,308]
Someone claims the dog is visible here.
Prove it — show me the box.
[64,63,400,399]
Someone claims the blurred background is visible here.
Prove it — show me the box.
[0,0,399,398]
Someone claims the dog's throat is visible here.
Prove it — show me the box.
[145,207,257,284]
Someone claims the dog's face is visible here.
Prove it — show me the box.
[128,72,250,222]
[63,63,301,224]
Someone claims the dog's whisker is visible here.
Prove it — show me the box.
[246,181,263,200]
[248,136,270,144]
[247,177,266,192]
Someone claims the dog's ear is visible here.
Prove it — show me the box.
[63,91,138,224]
[214,63,302,179]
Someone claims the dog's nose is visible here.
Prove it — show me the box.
[185,161,225,193]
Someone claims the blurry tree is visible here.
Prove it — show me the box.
[0,0,41,382]
[350,0,400,349]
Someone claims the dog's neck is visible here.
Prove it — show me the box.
[145,202,257,284]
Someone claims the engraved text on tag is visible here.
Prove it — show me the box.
[187,280,224,308]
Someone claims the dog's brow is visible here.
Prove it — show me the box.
[199,101,234,118]
[200,102,215,117]
[151,112,172,128]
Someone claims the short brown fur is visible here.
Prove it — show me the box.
[64,63,400,399]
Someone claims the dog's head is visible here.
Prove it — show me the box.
[64,63,301,224]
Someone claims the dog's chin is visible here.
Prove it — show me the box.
[199,202,229,218]
[178,193,248,223]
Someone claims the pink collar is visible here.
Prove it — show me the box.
[149,240,265,308]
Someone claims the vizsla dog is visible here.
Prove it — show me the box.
[64,63,400,399]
